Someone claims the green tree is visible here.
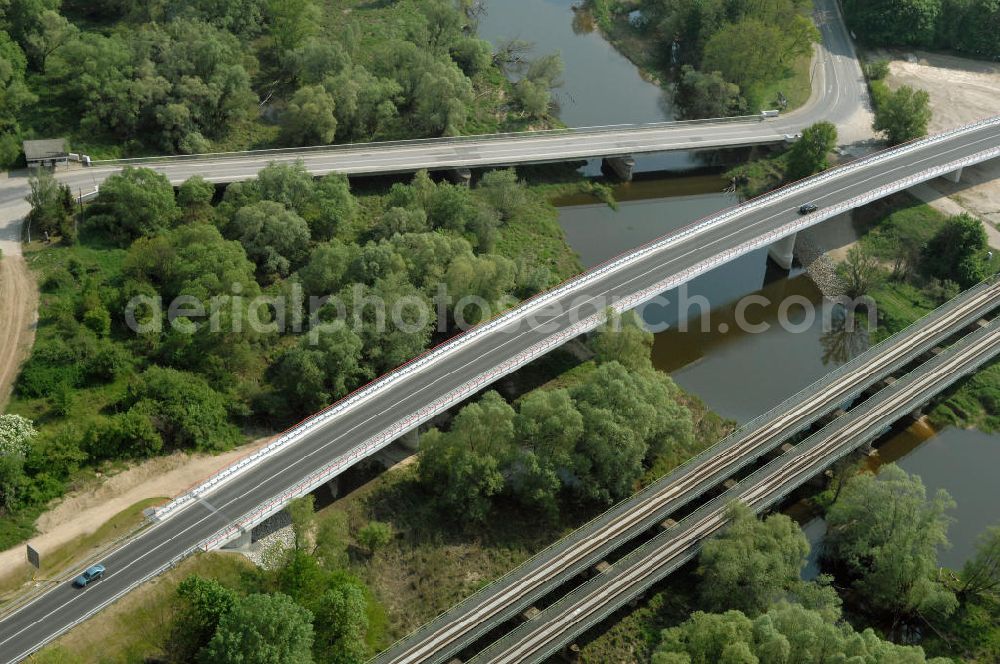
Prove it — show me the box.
[653,601,950,664]
[0,414,36,509]
[228,201,311,281]
[590,309,654,372]
[702,19,786,90]
[418,391,514,522]
[312,582,369,664]
[124,367,240,451]
[87,167,180,243]
[698,503,810,615]
[674,65,745,119]
[476,169,527,221]
[23,8,76,72]
[837,245,883,299]
[785,121,837,180]
[177,175,215,210]
[283,84,338,145]
[308,173,358,241]
[266,0,319,56]
[959,524,1000,597]
[199,593,314,664]
[25,169,74,239]
[168,576,239,664]
[825,464,957,619]
[357,520,393,553]
[922,213,989,288]
[299,241,357,296]
[844,0,942,46]
[872,83,932,145]
[287,495,316,551]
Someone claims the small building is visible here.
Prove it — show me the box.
[23,139,69,169]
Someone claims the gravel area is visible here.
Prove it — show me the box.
[238,510,295,568]
[796,230,846,297]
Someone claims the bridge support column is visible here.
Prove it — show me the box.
[603,155,636,181]
[222,527,251,551]
[944,166,963,183]
[768,233,796,270]
[398,429,420,451]
[446,168,472,186]
[327,476,340,499]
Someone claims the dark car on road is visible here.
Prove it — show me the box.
[798,203,819,215]
[73,564,105,588]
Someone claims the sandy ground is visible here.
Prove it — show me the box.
[0,438,271,588]
[0,253,37,410]
[882,50,1000,239]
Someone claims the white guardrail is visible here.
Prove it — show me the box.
[142,115,999,542]
[11,121,998,664]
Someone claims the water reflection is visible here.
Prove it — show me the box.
[868,421,1000,569]
[477,0,673,128]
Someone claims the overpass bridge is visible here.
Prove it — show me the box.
[373,274,1000,664]
[471,314,1000,663]
[0,117,998,664]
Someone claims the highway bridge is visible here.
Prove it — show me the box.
[471,313,1000,664]
[1,116,998,664]
[373,274,1000,664]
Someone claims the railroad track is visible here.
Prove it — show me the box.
[375,277,1000,664]
[474,317,1000,663]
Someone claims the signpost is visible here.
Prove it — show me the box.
[26,544,40,569]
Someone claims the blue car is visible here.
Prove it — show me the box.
[73,564,105,588]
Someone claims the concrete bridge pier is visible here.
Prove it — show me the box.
[399,428,420,451]
[602,155,636,181]
[327,476,340,499]
[446,168,472,186]
[944,166,963,183]
[768,233,797,270]
[221,526,251,550]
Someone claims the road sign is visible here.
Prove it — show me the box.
[26,544,40,569]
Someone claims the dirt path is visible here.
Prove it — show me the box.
[0,253,37,410]
[0,438,272,589]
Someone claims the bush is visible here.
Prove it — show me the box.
[357,521,393,553]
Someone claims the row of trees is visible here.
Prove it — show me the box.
[418,312,696,522]
[844,0,1000,57]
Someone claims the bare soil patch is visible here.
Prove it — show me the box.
[880,50,1000,235]
[0,253,37,410]
[0,437,271,591]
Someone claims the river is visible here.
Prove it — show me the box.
[477,0,671,128]
[487,0,996,569]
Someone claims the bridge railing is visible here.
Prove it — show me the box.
[149,115,1000,528]
[89,115,765,167]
